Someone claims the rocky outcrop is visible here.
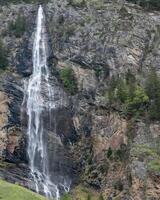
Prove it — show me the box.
[0,0,160,199]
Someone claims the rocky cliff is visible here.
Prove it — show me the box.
[0,0,160,200]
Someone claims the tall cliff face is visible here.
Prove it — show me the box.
[0,0,160,199]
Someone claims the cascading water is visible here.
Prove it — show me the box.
[24,5,69,199]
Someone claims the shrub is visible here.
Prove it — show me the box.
[126,0,160,11]
[107,76,118,103]
[106,73,149,117]
[126,119,135,143]
[114,179,123,191]
[0,39,8,70]
[99,194,104,200]
[98,162,109,174]
[87,194,92,200]
[61,193,72,200]
[67,0,86,7]
[8,15,26,38]
[107,147,113,159]
[145,69,160,120]
[60,67,77,95]
[116,78,128,103]
[0,0,49,4]
[148,159,160,173]
[125,85,149,116]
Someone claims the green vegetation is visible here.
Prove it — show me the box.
[0,162,15,168]
[87,194,92,200]
[106,69,160,121]
[126,85,149,116]
[99,193,104,200]
[126,0,160,10]
[0,40,8,70]
[61,193,72,200]
[60,67,77,95]
[107,147,112,159]
[126,119,135,143]
[0,0,49,5]
[132,144,160,173]
[0,179,46,200]
[106,72,149,117]
[70,185,99,200]
[106,144,128,162]
[114,180,123,192]
[8,15,27,38]
[145,69,160,120]
[148,159,160,173]
[67,0,86,7]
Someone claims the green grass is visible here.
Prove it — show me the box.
[0,179,46,200]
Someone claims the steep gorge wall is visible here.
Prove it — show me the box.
[0,0,160,199]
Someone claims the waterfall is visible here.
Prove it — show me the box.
[25,5,63,199]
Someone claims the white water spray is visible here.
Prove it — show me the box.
[26,6,60,199]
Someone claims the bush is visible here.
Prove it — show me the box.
[107,147,113,159]
[114,179,123,191]
[126,0,160,11]
[67,0,86,7]
[60,67,77,95]
[107,76,118,103]
[106,145,128,162]
[107,73,149,117]
[8,15,26,38]
[145,69,160,120]
[0,0,49,5]
[125,85,149,116]
[61,193,72,200]
[116,78,128,103]
[99,194,104,200]
[0,39,8,70]
[87,194,92,200]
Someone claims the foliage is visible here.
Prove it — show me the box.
[107,69,160,120]
[115,144,128,161]
[0,0,49,5]
[98,162,109,174]
[60,67,77,95]
[107,147,112,159]
[106,145,128,162]
[126,0,160,11]
[0,40,8,70]
[114,179,123,192]
[116,78,128,103]
[8,15,27,38]
[106,72,149,117]
[132,144,160,173]
[99,194,104,200]
[71,185,99,200]
[107,76,118,103]
[145,69,160,120]
[148,159,160,173]
[0,179,46,200]
[67,0,86,7]
[126,119,135,143]
[61,193,72,200]
[87,194,92,200]
[125,85,149,116]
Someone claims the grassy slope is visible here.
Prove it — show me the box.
[0,180,46,200]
